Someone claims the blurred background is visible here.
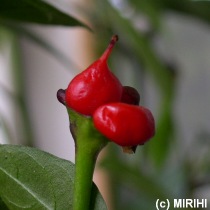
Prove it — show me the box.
[0,0,210,209]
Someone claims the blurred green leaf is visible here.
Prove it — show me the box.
[101,151,172,201]
[146,83,175,166]
[0,0,90,29]
[103,157,175,209]
[0,114,13,144]
[9,29,35,146]
[0,144,106,210]
[3,23,80,70]
[0,25,34,146]
[161,0,210,25]
[148,112,174,166]
[129,0,162,28]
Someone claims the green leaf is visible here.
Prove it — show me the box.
[0,144,107,210]
[0,0,90,29]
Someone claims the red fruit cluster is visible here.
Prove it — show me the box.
[65,35,155,149]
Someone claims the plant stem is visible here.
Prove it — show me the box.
[68,110,108,210]
[73,141,99,210]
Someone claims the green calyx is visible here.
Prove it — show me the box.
[67,108,108,153]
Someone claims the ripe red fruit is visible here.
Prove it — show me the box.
[65,35,123,116]
[121,86,140,105]
[93,103,155,146]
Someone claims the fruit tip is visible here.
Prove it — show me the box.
[111,34,119,42]
[100,35,119,61]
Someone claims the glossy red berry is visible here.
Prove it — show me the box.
[65,35,123,116]
[93,103,155,146]
[121,86,140,105]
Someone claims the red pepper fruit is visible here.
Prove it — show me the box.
[65,35,123,116]
[93,103,155,146]
[121,86,140,105]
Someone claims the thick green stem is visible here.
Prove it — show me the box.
[67,109,108,210]
[73,140,100,210]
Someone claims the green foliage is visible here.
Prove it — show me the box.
[4,23,79,70]
[0,144,106,210]
[0,0,89,29]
